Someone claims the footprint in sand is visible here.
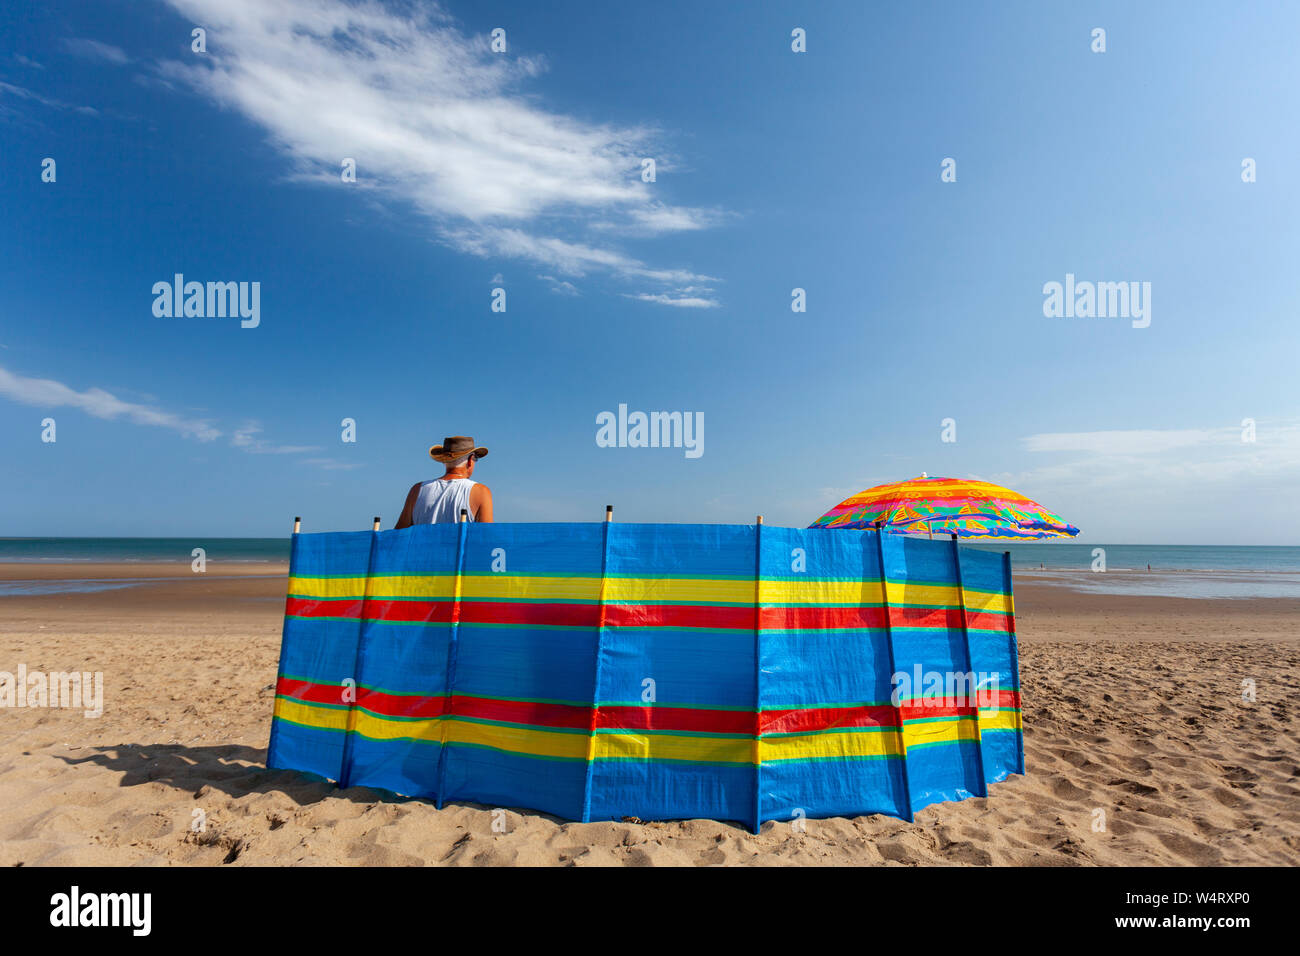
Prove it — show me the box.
[1154,830,1223,865]
[1049,777,1093,801]
[1109,778,1160,797]
[1208,785,1249,809]
[1119,755,1153,773]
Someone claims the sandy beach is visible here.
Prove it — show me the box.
[0,562,1296,866]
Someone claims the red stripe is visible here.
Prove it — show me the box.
[453,695,590,730]
[286,597,1011,633]
[762,606,885,629]
[276,676,350,707]
[286,596,368,619]
[599,704,754,734]
[461,602,600,627]
[760,704,900,734]
[899,690,1021,719]
[606,603,755,629]
[276,678,1021,734]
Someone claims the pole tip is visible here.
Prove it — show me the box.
[294,516,301,522]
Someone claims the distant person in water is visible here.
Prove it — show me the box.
[394,436,494,527]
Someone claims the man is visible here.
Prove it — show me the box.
[394,435,494,527]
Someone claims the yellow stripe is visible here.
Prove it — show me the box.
[762,729,901,761]
[287,574,1010,613]
[366,711,592,760]
[977,708,1023,732]
[593,732,752,763]
[902,717,980,748]
[274,696,351,732]
[277,698,1015,768]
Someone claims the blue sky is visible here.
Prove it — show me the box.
[1,0,1297,543]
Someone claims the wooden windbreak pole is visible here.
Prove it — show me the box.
[372,516,381,532]
[1004,549,1025,775]
[950,532,988,797]
[873,519,914,821]
[435,508,470,807]
[752,514,765,833]
[459,508,468,523]
[582,503,614,821]
[293,516,301,535]
[339,510,381,788]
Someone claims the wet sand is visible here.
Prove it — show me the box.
[0,563,1296,866]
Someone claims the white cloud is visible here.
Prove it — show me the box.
[625,292,720,309]
[158,0,719,291]
[1022,428,1216,455]
[302,457,364,471]
[1002,423,1300,490]
[0,366,333,461]
[0,80,99,116]
[231,423,319,455]
[442,225,714,284]
[538,275,580,296]
[0,365,219,440]
[61,38,129,65]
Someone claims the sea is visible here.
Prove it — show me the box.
[0,537,1298,599]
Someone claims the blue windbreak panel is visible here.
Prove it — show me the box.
[440,522,605,819]
[587,524,757,824]
[339,526,458,792]
[267,529,373,782]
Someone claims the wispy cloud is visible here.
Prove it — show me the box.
[0,365,219,440]
[231,423,319,455]
[0,80,99,116]
[61,38,130,66]
[999,422,1300,490]
[302,457,364,471]
[538,275,579,296]
[0,366,345,471]
[1022,428,1216,456]
[157,0,721,294]
[624,291,720,309]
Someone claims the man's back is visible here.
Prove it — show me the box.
[411,477,477,524]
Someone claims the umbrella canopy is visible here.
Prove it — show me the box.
[810,475,1080,539]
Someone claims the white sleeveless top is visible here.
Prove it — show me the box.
[411,478,477,524]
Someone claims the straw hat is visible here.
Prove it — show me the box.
[429,435,489,462]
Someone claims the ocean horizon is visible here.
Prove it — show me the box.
[2,536,1299,573]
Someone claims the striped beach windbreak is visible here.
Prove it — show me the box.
[267,522,1023,829]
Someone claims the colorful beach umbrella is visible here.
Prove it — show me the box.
[810,475,1080,540]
